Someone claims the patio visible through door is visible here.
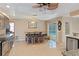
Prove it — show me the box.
[48,23,57,48]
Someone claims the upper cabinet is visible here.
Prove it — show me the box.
[0,13,5,29]
[0,13,9,30]
[0,12,10,35]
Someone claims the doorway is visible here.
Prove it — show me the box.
[48,23,57,48]
[9,22,15,35]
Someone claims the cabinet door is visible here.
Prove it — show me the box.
[0,14,5,29]
[73,39,78,50]
[67,38,78,51]
[2,41,10,56]
[4,16,9,28]
[67,38,73,51]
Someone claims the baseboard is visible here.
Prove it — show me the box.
[15,36,25,41]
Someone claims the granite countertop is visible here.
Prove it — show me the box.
[66,35,79,39]
[0,33,14,43]
[0,34,6,43]
[0,38,6,43]
[63,49,79,56]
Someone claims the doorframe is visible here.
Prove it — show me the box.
[47,22,58,41]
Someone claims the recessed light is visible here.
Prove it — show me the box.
[6,5,10,8]
[31,21,35,24]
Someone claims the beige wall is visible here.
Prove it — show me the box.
[15,19,47,40]
[62,17,79,36]
[71,18,79,33]
[62,17,72,49]
[70,10,79,16]
[62,17,79,49]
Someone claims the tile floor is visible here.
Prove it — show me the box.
[9,40,62,56]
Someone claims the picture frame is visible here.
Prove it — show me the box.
[58,20,62,31]
[28,21,37,28]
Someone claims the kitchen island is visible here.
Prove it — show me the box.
[0,33,14,56]
[0,11,14,56]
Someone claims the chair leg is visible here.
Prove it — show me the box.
[27,39,29,43]
[39,37,44,43]
[32,38,34,44]
[33,38,35,44]
[38,38,41,43]
[31,38,35,44]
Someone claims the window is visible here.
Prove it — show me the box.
[9,22,14,32]
[65,22,70,35]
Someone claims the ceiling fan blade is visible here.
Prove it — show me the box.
[47,3,58,10]
[32,4,41,8]
[32,3,58,10]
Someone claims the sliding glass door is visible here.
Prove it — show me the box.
[48,23,57,48]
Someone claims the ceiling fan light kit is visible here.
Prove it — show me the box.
[47,3,58,10]
[32,4,40,8]
[32,3,58,10]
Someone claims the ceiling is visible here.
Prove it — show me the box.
[0,3,79,20]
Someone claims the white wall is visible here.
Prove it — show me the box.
[15,19,46,41]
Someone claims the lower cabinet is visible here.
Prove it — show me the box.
[66,37,78,51]
[2,41,10,56]
[0,37,14,56]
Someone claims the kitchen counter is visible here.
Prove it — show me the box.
[0,38,6,43]
[63,49,79,56]
[0,34,13,43]
[66,35,79,40]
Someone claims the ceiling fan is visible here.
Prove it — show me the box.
[32,3,58,10]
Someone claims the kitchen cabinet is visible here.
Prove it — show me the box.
[0,14,5,29]
[0,12,14,56]
[66,36,78,51]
